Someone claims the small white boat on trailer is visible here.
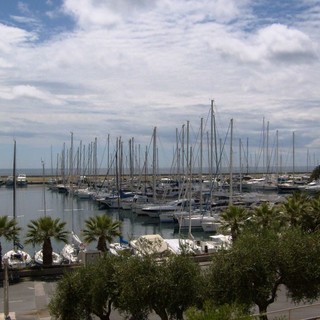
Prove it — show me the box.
[34,249,63,265]
[61,232,86,263]
[2,249,32,269]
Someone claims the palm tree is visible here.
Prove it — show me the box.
[300,194,320,233]
[82,214,122,252]
[281,191,310,228]
[219,205,249,242]
[25,216,69,266]
[0,215,21,269]
[249,202,283,232]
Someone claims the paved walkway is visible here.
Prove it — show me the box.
[1,280,320,320]
[0,279,160,320]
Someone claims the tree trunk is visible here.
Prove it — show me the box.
[42,237,53,266]
[258,304,269,320]
[176,308,184,320]
[97,235,107,252]
[153,306,168,320]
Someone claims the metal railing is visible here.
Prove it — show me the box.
[253,303,320,319]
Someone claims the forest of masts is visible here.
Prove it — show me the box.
[52,102,316,187]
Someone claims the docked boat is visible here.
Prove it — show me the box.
[75,187,95,199]
[2,249,32,269]
[16,173,28,187]
[34,249,63,265]
[199,234,232,253]
[60,232,86,263]
[5,175,14,187]
[302,180,320,193]
[60,244,81,263]
[164,238,202,255]
[140,198,197,218]
[173,210,220,231]
[201,216,221,233]
[130,234,175,256]
[96,190,135,209]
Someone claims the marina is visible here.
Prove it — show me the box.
[0,159,317,266]
[0,183,215,260]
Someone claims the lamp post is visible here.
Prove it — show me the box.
[3,257,11,319]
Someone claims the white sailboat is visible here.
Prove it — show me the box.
[34,160,63,266]
[2,247,32,269]
[60,231,86,263]
[2,140,32,269]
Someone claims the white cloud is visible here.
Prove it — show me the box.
[11,85,58,103]
[0,0,320,169]
[0,24,35,52]
[256,24,318,63]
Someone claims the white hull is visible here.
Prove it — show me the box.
[34,249,63,265]
[3,249,32,269]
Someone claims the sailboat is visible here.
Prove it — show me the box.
[34,160,63,266]
[60,231,86,264]
[60,138,86,264]
[2,140,32,269]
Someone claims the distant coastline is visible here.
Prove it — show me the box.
[0,165,313,188]
[0,166,313,177]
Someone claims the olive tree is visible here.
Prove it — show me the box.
[206,228,320,320]
[49,255,120,320]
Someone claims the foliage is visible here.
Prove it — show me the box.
[25,216,68,266]
[309,165,320,182]
[164,255,204,319]
[89,255,120,319]
[219,205,249,242]
[112,254,203,320]
[279,228,320,303]
[49,255,120,320]
[207,229,281,319]
[112,255,154,319]
[49,267,93,319]
[186,302,253,320]
[280,192,311,228]
[206,228,320,319]
[248,202,283,232]
[82,214,122,252]
[299,194,320,233]
[0,215,21,242]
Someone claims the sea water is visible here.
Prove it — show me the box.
[0,185,208,256]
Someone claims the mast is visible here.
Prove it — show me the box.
[13,140,16,221]
[199,118,203,211]
[42,160,47,217]
[152,127,157,201]
[188,146,193,240]
[292,131,295,181]
[239,138,242,193]
[229,119,233,206]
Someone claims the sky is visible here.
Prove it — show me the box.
[0,0,319,174]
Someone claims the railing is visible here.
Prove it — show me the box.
[253,303,320,319]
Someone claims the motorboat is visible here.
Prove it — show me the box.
[199,234,232,254]
[141,198,197,218]
[130,234,175,256]
[16,173,28,187]
[164,238,202,255]
[109,242,131,256]
[2,249,32,269]
[201,216,221,233]
[173,210,220,230]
